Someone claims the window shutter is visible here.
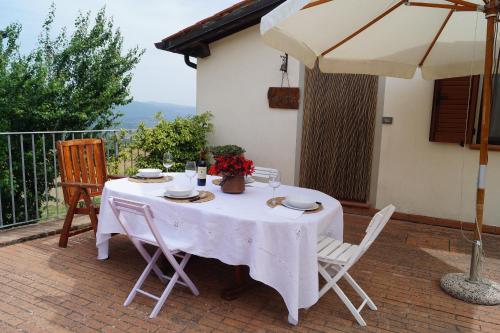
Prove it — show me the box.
[488,75,500,144]
[429,76,479,144]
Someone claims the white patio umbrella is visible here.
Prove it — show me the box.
[261,0,500,304]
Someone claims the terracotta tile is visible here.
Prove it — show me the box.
[0,214,497,332]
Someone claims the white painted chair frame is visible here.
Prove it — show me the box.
[108,197,199,318]
[252,166,278,181]
[317,205,395,326]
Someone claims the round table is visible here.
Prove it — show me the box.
[96,173,343,324]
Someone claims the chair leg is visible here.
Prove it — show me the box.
[318,264,338,299]
[133,241,168,284]
[332,283,367,327]
[175,254,199,296]
[149,253,198,319]
[81,189,98,234]
[149,273,177,319]
[59,188,81,248]
[318,263,369,326]
[124,248,162,307]
[343,272,377,311]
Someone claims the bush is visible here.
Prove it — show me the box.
[210,144,245,157]
[109,112,213,175]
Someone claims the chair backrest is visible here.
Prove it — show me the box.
[343,204,395,271]
[252,166,278,181]
[360,205,395,250]
[56,138,108,203]
[108,197,174,253]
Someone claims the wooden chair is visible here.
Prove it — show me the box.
[56,138,115,248]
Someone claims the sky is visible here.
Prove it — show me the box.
[0,0,241,107]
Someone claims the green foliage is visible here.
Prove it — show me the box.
[109,112,213,175]
[0,4,144,132]
[210,145,245,157]
[0,4,143,225]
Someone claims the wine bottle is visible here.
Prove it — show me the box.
[197,149,207,186]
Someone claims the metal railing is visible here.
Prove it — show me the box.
[0,129,138,229]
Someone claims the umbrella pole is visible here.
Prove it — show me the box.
[469,6,496,283]
[441,5,500,305]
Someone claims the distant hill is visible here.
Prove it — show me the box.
[113,101,196,129]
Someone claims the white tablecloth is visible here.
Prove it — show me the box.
[96,174,343,323]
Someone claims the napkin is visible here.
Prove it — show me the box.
[269,205,304,219]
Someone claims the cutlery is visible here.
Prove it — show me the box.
[189,193,206,202]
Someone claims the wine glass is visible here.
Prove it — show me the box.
[185,161,197,187]
[163,151,173,173]
[268,171,281,205]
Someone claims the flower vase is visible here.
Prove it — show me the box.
[221,175,245,194]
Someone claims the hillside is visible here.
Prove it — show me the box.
[113,101,196,128]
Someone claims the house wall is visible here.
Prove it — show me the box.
[376,77,500,227]
[368,77,386,207]
[196,26,301,185]
[195,24,499,227]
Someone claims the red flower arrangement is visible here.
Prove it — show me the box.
[209,155,254,177]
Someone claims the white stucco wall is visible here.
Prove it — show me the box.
[196,26,301,185]
[194,24,499,227]
[376,77,500,227]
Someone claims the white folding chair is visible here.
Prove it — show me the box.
[108,197,199,318]
[316,205,395,326]
[252,166,278,182]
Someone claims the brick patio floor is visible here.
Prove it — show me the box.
[0,214,499,333]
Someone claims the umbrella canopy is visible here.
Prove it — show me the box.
[261,0,500,287]
[261,0,498,80]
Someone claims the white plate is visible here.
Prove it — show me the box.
[165,185,194,197]
[137,168,162,178]
[282,199,320,211]
[164,190,200,199]
[134,174,164,179]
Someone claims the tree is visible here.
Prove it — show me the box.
[0,4,144,132]
[0,4,144,225]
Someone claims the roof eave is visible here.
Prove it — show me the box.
[155,0,285,58]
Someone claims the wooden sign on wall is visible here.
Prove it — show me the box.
[267,87,300,110]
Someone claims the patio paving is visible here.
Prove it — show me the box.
[0,216,90,248]
[0,214,498,333]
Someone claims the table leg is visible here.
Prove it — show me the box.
[97,239,110,260]
[221,265,257,301]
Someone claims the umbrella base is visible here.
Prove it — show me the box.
[440,273,500,305]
